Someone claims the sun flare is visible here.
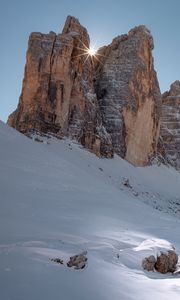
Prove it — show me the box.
[87,47,96,56]
[72,39,104,65]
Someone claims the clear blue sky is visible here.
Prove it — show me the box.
[0,0,179,122]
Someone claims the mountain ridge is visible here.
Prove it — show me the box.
[7,16,179,169]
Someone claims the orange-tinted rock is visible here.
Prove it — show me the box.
[95,26,161,166]
[155,250,178,274]
[7,16,113,158]
[142,251,178,274]
[8,18,161,165]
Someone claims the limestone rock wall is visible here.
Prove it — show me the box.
[95,26,161,166]
[7,16,113,158]
[159,81,180,169]
[8,17,162,166]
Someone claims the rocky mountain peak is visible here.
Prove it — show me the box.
[128,25,152,36]
[94,24,161,166]
[128,25,154,49]
[62,15,90,46]
[8,16,164,166]
[169,80,180,96]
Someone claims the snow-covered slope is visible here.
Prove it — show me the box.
[0,120,180,300]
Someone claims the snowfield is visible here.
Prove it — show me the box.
[0,120,180,300]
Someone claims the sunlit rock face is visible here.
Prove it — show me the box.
[7,16,113,158]
[158,81,180,169]
[95,26,161,166]
[8,17,161,165]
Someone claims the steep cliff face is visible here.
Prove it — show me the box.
[8,16,113,157]
[95,26,161,166]
[8,17,161,165]
[159,81,180,169]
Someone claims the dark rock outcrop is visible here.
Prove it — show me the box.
[158,81,180,169]
[67,251,88,269]
[142,251,178,274]
[8,16,162,166]
[50,251,88,270]
[142,255,156,271]
[155,250,178,274]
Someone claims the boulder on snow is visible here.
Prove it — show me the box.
[51,251,88,270]
[142,250,178,274]
[67,251,88,269]
[142,255,156,271]
[155,250,178,274]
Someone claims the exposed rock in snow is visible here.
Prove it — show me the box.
[67,251,88,269]
[155,250,178,274]
[50,251,88,270]
[51,258,64,264]
[140,239,178,274]
[142,251,179,274]
[142,255,156,271]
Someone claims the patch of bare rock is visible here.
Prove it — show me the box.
[51,251,88,270]
[142,250,179,274]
